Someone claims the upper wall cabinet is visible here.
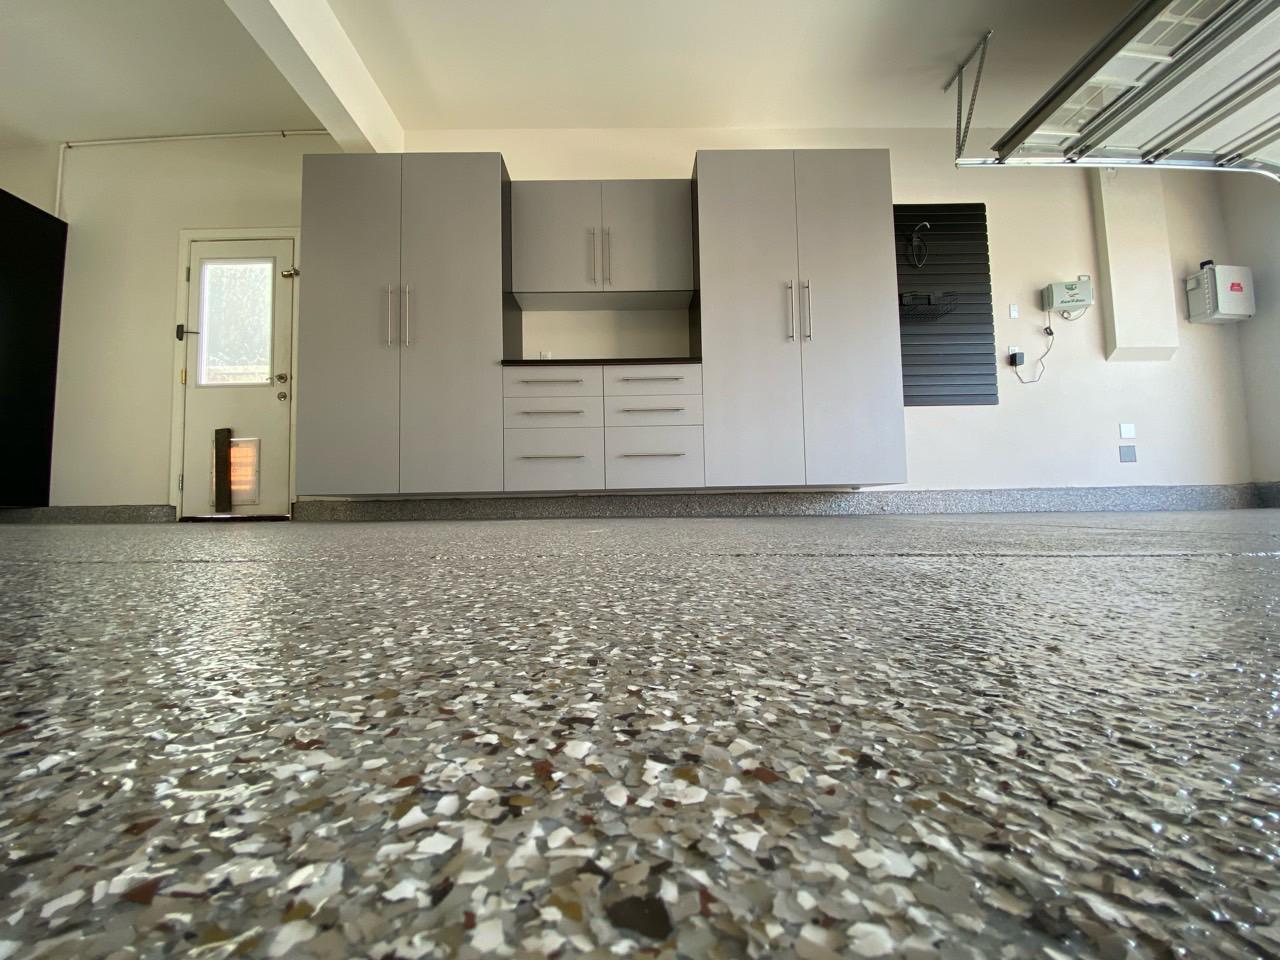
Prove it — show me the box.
[511,179,694,299]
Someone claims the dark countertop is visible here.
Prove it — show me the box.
[501,357,702,366]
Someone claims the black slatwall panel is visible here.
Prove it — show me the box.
[895,203,997,406]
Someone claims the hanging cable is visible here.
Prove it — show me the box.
[1014,314,1057,384]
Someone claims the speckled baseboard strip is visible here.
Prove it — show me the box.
[0,504,176,525]
[1257,482,1280,508]
[293,483,1263,522]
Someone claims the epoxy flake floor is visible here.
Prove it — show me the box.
[1,511,1278,960]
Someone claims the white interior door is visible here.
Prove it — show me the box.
[180,239,295,517]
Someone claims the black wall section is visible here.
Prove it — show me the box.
[894,202,997,406]
[0,190,67,506]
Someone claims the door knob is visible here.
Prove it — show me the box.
[275,373,288,383]
[277,391,288,401]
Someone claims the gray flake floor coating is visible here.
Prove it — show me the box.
[0,512,1277,960]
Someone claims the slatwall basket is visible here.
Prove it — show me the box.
[898,291,959,322]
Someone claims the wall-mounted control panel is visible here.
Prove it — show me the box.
[1041,277,1094,312]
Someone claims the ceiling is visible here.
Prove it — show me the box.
[0,0,1144,149]
[328,0,1138,131]
[0,0,317,147]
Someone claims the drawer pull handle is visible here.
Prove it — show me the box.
[520,454,585,460]
[621,452,686,458]
[621,407,686,413]
[521,409,585,415]
[620,376,684,382]
[518,378,585,384]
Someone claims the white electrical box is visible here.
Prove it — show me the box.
[1041,277,1094,312]
[1185,263,1254,324]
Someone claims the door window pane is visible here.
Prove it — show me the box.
[198,260,273,385]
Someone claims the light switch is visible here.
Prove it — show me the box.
[1009,304,1020,319]
[1119,423,1136,439]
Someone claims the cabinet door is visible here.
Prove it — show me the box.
[601,180,694,291]
[296,154,402,495]
[695,150,805,487]
[510,181,603,292]
[795,150,906,485]
[399,153,505,493]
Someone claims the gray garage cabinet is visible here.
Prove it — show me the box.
[695,149,907,487]
[511,180,694,293]
[296,152,508,496]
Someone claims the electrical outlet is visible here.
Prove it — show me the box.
[1119,423,1136,439]
[1008,345,1021,356]
[1119,445,1137,463]
[1009,304,1020,319]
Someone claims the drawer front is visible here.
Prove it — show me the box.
[604,364,702,396]
[605,394,703,427]
[504,427,604,491]
[505,397,604,429]
[605,426,705,489]
[503,365,603,398]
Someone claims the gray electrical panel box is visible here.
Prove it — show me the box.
[1186,263,1254,324]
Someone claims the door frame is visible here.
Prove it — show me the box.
[168,227,301,517]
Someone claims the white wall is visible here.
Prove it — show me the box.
[1218,174,1280,482]
[33,126,1262,504]
[521,309,690,360]
[411,126,1253,490]
[0,140,59,213]
[50,134,338,506]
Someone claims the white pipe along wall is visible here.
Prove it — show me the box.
[53,129,328,218]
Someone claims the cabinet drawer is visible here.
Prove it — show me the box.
[503,365,603,398]
[604,394,703,427]
[605,426,705,489]
[504,427,604,491]
[604,364,702,396]
[504,397,604,429]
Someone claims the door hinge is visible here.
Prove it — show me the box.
[186,266,190,282]
[180,368,186,385]
[178,474,184,491]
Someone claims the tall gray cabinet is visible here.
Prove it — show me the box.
[695,149,906,487]
[296,152,507,496]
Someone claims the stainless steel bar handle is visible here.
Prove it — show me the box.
[589,228,597,285]
[604,227,612,286]
[518,378,585,384]
[621,407,686,413]
[520,454,585,460]
[621,375,684,382]
[403,284,411,346]
[803,280,813,341]
[785,280,795,340]
[521,409,585,415]
[621,452,686,458]
[386,284,394,346]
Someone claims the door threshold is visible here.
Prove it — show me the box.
[180,514,291,522]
